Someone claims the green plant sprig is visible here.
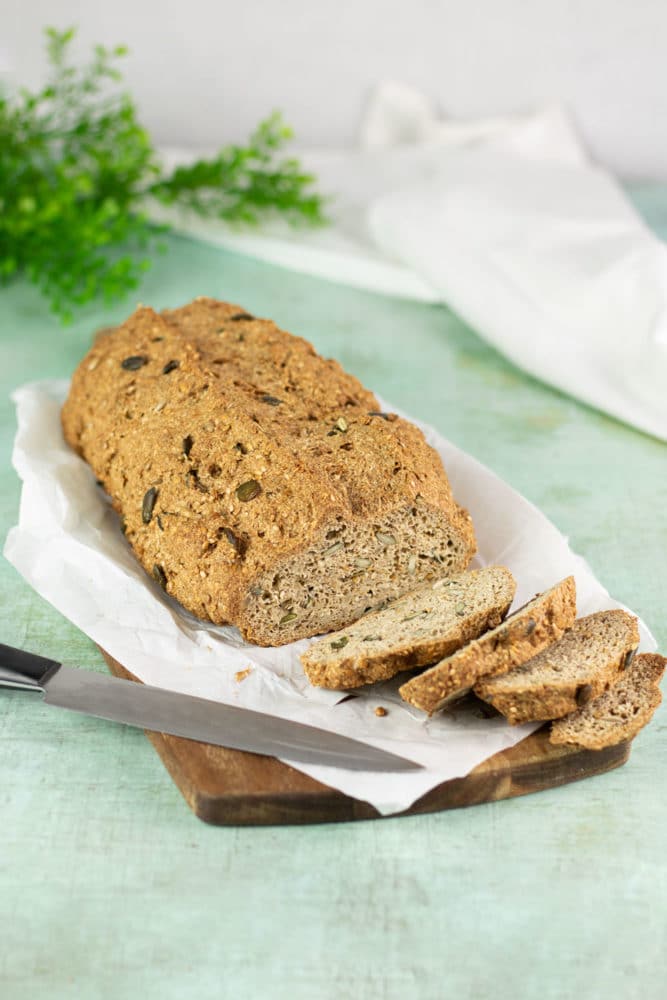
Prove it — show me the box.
[0,27,326,321]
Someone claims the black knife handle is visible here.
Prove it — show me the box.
[0,643,61,690]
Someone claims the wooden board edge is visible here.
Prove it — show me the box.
[100,649,632,826]
[146,728,631,826]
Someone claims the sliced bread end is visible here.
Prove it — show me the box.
[550,652,665,749]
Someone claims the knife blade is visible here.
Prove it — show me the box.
[0,643,421,772]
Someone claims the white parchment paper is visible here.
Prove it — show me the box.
[4,381,656,815]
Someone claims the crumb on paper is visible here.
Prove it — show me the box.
[235,667,252,683]
[375,706,388,717]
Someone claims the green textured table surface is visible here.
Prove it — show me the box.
[1,185,666,1000]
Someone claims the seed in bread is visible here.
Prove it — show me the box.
[399,576,576,714]
[300,565,516,689]
[475,609,640,725]
[61,298,476,646]
[549,652,665,749]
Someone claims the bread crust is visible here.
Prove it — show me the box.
[62,298,476,645]
[399,576,577,714]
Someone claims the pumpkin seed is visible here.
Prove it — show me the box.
[162,359,180,375]
[375,532,396,546]
[525,617,537,635]
[185,469,208,493]
[576,683,593,707]
[279,612,298,626]
[323,541,343,555]
[142,487,158,524]
[330,636,348,651]
[120,517,127,536]
[236,479,261,502]
[354,557,372,569]
[261,394,282,406]
[362,636,381,642]
[368,411,397,422]
[432,578,453,589]
[230,312,254,321]
[408,554,417,575]
[224,528,244,555]
[182,435,193,457]
[152,564,167,589]
[234,442,248,455]
[455,603,466,616]
[336,417,348,432]
[624,648,637,669]
[121,355,148,370]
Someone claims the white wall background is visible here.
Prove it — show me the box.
[3,0,665,178]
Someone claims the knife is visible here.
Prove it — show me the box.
[0,643,421,772]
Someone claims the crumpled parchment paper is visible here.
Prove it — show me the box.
[4,381,655,815]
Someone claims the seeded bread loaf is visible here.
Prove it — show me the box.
[550,652,665,749]
[61,298,476,645]
[399,576,576,714]
[300,565,515,689]
[474,610,640,725]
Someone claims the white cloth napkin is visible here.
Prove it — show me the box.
[155,82,667,442]
[4,382,656,816]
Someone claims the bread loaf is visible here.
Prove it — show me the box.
[62,298,476,645]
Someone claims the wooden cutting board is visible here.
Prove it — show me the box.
[100,649,631,826]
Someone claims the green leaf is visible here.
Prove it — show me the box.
[0,26,327,322]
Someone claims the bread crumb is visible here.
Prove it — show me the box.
[375,706,388,717]
[235,668,252,683]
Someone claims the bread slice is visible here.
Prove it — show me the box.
[550,652,665,749]
[475,610,640,725]
[399,576,576,714]
[300,565,515,689]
